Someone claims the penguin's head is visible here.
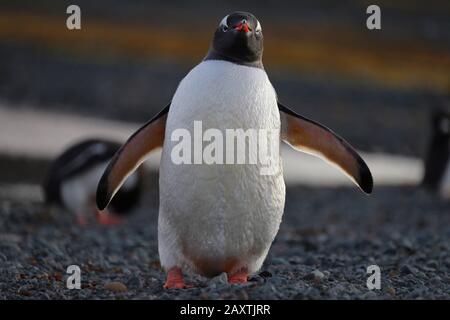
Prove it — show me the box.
[210,12,263,65]
[433,110,450,137]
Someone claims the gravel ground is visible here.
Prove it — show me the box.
[1,173,449,300]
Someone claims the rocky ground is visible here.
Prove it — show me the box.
[1,0,449,301]
[1,173,449,300]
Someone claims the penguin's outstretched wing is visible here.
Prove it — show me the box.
[278,102,373,194]
[97,104,170,210]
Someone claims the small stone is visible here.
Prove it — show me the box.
[389,269,399,277]
[288,256,302,265]
[104,281,127,292]
[422,266,436,272]
[416,271,426,278]
[199,292,210,300]
[409,288,425,298]
[348,284,361,295]
[304,287,321,298]
[304,270,325,282]
[362,291,378,299]
[386,287,396,296]
[37,273,49,280]
[384,247,397,255]
[0,233,22,243]
[303,256,319,266]
[0,253,7,262]
[401,239,413,249]
[400,264,416,275]
[108,255,120,263]
[112,267,123,273]
[28,257,38,266]
[259,271,272,278]
[53,273,62,281]
[18,287,32,296]
[127,276,143,289]
[431,276,442,285]
[271,257,288,265]
[15,273,27,280]
[209,272,228,286]
[426,260,438,269]
[238,290,249,300]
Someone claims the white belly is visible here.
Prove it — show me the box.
[158,60,285,276]
[61,162,107,215]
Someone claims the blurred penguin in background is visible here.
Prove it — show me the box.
[44,139,144,225]
[422,106,450,199]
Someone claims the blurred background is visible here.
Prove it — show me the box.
[0,0,449,187]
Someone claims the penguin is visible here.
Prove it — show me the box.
[96,12,373,288]
[44,139,143,225]
[422,109,450,199]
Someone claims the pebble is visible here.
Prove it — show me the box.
[271,257,288,265]
[17,287,32,297]
[104,281,128,292]
[386,287,396,296]
[400,239,414,251]
[304,287,321,299]
[304,270,325,282]
[127,276,143,289]
[303,256,319,266]
[209,273,228,286]
[362,291,378,299]
[1,185,450,299]
[259,271,272,278]
[400,264,416,275]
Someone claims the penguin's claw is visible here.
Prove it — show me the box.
[228,268,248,284]
[163,267,192,289]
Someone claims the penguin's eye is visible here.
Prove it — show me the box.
[219,15,229,33]
[255,20,262,34]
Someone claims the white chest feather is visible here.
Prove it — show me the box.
[158,60,285,276]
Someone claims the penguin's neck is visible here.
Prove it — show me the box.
[204,48,264,70]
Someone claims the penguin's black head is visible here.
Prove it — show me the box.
[206,12,263,68]
[432,110,450,137]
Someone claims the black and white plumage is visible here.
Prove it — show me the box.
[44,139,143,224]
[96,12,372,288]
[422,109,450,199]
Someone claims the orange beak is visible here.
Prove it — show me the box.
[234,21,250,33]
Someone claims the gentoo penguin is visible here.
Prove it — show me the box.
[422,109,450,199]
[44,139,143,225]
[96,12,373,288]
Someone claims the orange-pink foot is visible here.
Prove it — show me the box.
[163,267,192,289]
[228,267,248,284]
[96,211,122,226]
